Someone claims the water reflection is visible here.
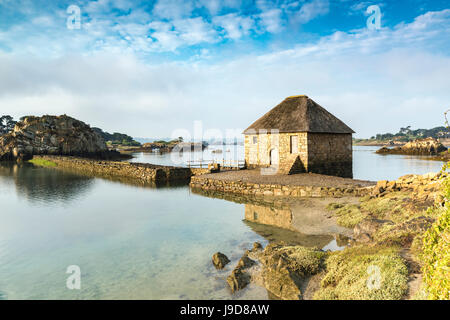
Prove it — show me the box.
[0,162,94,205]
[0,164,269,300]
[0,162,189,207]
[191,188,352,250]
[38,161,190,190]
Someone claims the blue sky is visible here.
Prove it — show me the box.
[0,0,449,138]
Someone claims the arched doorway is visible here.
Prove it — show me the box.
[269,148,279,166]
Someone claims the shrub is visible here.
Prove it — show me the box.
[314,246,408,300]
[421,204,450,300]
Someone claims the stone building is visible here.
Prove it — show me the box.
[243,95,354,178]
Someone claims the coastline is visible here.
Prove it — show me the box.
[212,170,447,300]
[23,154,450,300]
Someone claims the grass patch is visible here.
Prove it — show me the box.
[276,245,327,276]
[360,194,408,221]
[327,203,365,228]
[314,246,408,300]
[28,158,57,168]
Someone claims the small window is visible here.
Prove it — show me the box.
[253,136,257,144]
[290,135,298,154]
[253,212,258,220]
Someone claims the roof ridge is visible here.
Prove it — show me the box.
[243,96,354,134]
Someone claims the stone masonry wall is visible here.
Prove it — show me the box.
[307,133,352,178]
[34,156,211,184]
[190,176,372,198]
[244,132,352,177]
[244,132,308,174]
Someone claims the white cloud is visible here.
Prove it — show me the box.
[296,0,330,23]
[148,17,218,51]
[173,18,218,45]
[212,13,255,39]
[0,9,449,138]
[152,0,195,19]
[258,8,284,33]
[198,0,222,15]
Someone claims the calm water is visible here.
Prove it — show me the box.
[0,146,444,300]
[0,163,343,300]
[130,145,444,181]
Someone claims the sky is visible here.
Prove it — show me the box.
[0,0,449,139]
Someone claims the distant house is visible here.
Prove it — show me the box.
[243,95,354,178]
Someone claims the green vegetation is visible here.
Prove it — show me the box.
[314,246,409,300]
[374,126,448,141]
[326,203,365,228]
[327,191,431,231]
[419,170,450,300]
[275,245,327,276]
[92,127,141,147]
[354,126,449,144]
[421,208,449,299]
[28,158,57,167]
[326,166,450,300]
[153,139,180,145]
[0,115,17,136]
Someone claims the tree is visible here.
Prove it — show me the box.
[0,115,16,136]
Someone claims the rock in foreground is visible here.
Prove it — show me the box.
[0,115,109,161]
[212,252,230,269]
[225,243,326,299]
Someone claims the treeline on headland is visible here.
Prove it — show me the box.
[92,127,141,147]
[354,126,450,145]
[0,115,17,135]
[372,126,449,141]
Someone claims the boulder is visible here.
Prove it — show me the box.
[0,115,108,161]
[252,242,263,252]
[353,218,394,242]
[227,268,251,293]
[237,255,256,269]
[226,252,256,292]
[253,243,325,300]
[371,180,388,196]
[212,252,230,269]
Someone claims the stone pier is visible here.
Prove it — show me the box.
[190,169,375,198]
[32,155,211,184]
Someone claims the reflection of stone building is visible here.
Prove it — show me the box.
[243,95,354,177]
[245,203,293,230]
[191,187,350,248]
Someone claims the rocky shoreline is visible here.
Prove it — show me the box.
[0,115,126,161]
[376,137,447,156]
[211,171,448,300]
